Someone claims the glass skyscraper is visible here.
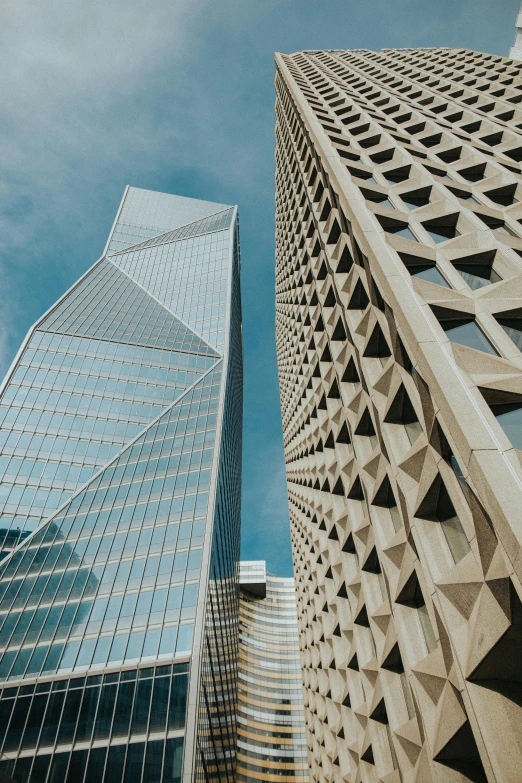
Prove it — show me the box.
[0,187,242,783]
[236,562,309,782]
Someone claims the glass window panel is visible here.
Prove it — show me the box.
[112,680,135,737]
[163,737,184,783]
[104,744,126,783]
[21,693,47,749]
[149,676,170,734]
[159,626,177,657]
[75,685,100,743]
[130,678,153,735]
[108,633,128,664]
[48,753,70,783]
[143,739,164,783]
[57,688,82,744]
[495,406,522,450]
[142,629,160,659]
[123,741,145,783]
[175,624,193,656]
[39,690,65,748]
[444,321,499,355]
[29,754,51,783]
[85,747,107,783]
[3,696,30,752]
[66,749,88,783]
[168,674,188,730]
[13,757,33,783]
[93,682,117,740]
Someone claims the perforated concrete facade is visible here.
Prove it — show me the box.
[275,47,522,783]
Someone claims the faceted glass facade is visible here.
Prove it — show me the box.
[0,187,242,783]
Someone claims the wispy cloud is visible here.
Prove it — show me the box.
[0,0,516,576]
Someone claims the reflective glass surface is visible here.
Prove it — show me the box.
[0,187,242,783]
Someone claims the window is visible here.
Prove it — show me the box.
[399,253,450,288]
[451,251,501,290]
[400,187,431,209]
[360,188,394,209]
[376,216,417,242]
[482,390,522,451]
[421,214,460,243]
[384,165,411,183]
[485,183,518,206]
[432,308,499,355]
[458,163,486,182]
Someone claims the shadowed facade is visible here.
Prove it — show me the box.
[275,46,522,783]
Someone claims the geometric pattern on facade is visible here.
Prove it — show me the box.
[107,208,235,256]
[108,225,232,351]
[0,362,221,682]
[236,562,310,782]
[40,258,219,357]
[0,187,243,783]
[275,47,522,783]
[105,188,231,254]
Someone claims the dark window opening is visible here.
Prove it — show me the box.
[458,163,486,182]
[384,384,422,445]
[369,148,394,164]
[433,309,499,355]
[481,388,522,451]
[384,165,411,183]
[415,474,470,563]
[372,474,403,532]
[480,131,503,147]
[484,183,518,207]
[421,214,460,243]
[420,132,442,148]
[395,570,437,651]
[363,323,391,360]
[436,147,462,163]
[496,309,522,352]
[361,188,394,209]
[399,252,450,288]
[446,185,478,203]
[400,187,431,209]
[451,250,501,290]
[347,166,376,184]
[347,280,370,310]
[376,215,417,242]
[359,134,381,149]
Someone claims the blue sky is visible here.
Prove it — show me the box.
[0,0,519,576]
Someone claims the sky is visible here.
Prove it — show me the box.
[0,0,519,577]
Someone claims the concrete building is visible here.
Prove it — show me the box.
[0,187,242,783]
[236,562,309,783]
[275,47,522,782]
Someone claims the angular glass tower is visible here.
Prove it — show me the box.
[237,562,309,782]
[0,187,242,783]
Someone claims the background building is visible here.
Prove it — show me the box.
[0,187,242,783]
[275,47,522,782]
[510,2,522,61]
[237,561,309,783]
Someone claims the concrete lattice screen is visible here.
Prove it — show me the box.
[275,46,522,783]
